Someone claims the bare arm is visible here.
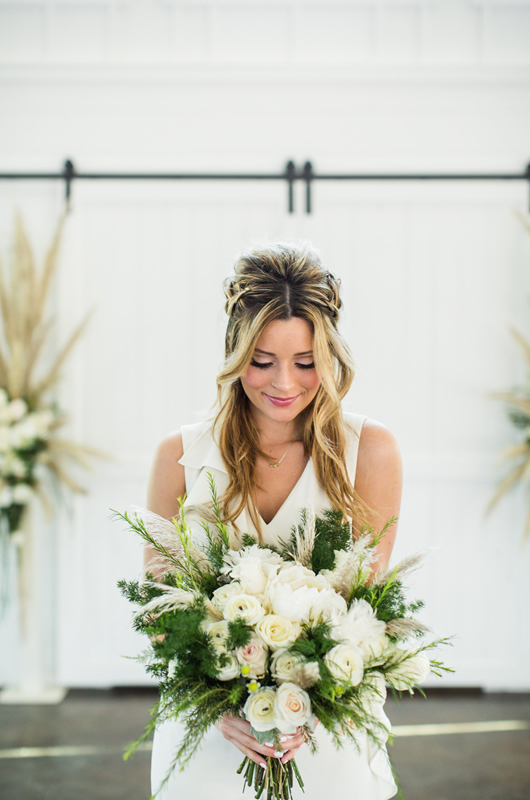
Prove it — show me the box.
[144,431,186,574]
[353,419,403,573]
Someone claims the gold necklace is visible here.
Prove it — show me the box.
[268,441,295,469]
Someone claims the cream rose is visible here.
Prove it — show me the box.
[274,682,315,734]
[217,653,241,681]
[324,643,364,685]
[256,615,301,651]
[243,687,278,732]
[271,649,305,684]
[212,582,243,613]
[205,620,230,652]
[236,634,268,678]
[387,651,430,691]
[223,594,265,626]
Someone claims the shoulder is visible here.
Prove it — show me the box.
[152,430,184,463]
[146,430,186,518]
[356,418,402,482]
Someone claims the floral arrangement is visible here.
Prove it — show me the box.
[116,477,450,800]
[0,211,99,609]
[489,212,530,539]
[0,392,58,536]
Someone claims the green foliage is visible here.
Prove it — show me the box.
[291,621,338,659]
[279,508,352,572]
[352,572,424,629]
[310,510,352,572]
[226,619,252,651]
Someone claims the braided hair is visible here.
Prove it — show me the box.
[214,241,368,538]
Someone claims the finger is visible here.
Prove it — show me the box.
[224,734,267,768]
[281,744,303,764]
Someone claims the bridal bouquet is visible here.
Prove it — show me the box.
[115,476,450,800]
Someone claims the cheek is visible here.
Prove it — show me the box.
[303,372,321,393]
[241,367,266,390]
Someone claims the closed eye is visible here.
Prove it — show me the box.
[250,360,273,369]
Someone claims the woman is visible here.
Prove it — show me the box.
[146,241,402,799]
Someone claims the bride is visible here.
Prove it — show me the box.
[145,241,402,799]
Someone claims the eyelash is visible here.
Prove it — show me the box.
[250,360,315,371]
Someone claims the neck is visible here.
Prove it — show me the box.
[251,413,302,447]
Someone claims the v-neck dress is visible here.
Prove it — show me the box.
[150,411,397,800]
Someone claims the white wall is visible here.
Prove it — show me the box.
[0,0,530,691]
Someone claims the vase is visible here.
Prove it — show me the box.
[0,503,66,704]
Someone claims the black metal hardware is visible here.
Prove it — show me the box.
[0,159,529,214]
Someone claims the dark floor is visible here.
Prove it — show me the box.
[1,688,529,800]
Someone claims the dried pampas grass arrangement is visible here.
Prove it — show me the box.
[0,209,101,552]
[489,212,530,540]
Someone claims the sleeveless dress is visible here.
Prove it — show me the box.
[150,412,397,800]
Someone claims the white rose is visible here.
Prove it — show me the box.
[223,594,265,626]
[324,643,364,685]
[7,399,27,422]
[12,483,34,504]
[236,633,269,678]
[243,687,278,732]
[212,582,243,612]
[274,682,315,734]
[205,620,230,652]
[222,546,283,595]
[271,650,321,689]
[217,653,241,681]
[332,599,386,657]
[256,615,301,651]
[271,649,305,684]
[387,651,430,691]
[298,661,321,689]
[9,419,39,449]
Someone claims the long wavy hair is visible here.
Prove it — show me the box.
[214,241,368,539]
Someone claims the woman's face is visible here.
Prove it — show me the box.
[240,317,321,430]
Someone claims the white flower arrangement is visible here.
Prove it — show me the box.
[116,479,452,800]
[0,212,101,545]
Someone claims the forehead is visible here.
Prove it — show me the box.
[254,317,314,354]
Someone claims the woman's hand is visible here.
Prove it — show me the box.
[216,714,306,766]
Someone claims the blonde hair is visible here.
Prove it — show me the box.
[214,241,368,538]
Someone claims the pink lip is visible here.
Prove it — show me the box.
[264,394,299,407]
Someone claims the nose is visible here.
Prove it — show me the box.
[271,362,296,394]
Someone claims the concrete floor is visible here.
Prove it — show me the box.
[1,689,529,800]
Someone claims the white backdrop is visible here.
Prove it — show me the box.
[0,0,530,691]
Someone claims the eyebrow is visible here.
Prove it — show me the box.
[254,349,314,357]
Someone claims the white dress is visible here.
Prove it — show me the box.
[150,412,397,800]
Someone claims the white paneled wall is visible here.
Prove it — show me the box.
[1,1,530,66]
[0,0,530,690]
